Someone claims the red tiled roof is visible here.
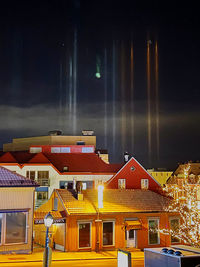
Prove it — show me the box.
[0,152,18,163]
[28,153,50,164]
[11,151,35,163]
[44,153,122,173]
[0,166,39,187]
[0,151,122,173]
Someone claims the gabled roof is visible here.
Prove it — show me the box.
[56,189,97,215]
[35,189,170,217]
[28,153,50,164]
[10,151,35,163]
[0,152,18,163]
[84,189,170,213]
[44,153,122,173]
[0,151,122,174]
[0,166,39,187]
[107,157,161,191]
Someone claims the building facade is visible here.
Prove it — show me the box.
[0,166,38,254]
[34,189,179,252]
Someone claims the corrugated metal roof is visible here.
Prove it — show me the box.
[0,166,39,187]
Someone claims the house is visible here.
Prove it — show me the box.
[0,166,38,254]
[106,157,162,193]
[0,151,122,207]
[34,188,179,252]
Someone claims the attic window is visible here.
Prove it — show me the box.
[63,166,68,172]
[130,166,135,171]
[141,179,149,190]
[53,197,58,211]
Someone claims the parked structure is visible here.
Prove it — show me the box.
[34,188,178,252]
[0,166,38,254]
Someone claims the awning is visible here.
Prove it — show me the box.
[125,220,142,230]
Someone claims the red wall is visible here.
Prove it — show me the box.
[107,157,161,192]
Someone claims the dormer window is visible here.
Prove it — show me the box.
[141,179,149,189]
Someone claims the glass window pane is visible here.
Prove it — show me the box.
[170,219,180,243]
[79,223,90,248]
[149,219,159,244]
[5,212,26,244]
[103,222,113,245]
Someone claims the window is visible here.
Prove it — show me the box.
[0,212,27,245]
[60,147,71,153]
[38,171,49,186]
[51,147,61,153]
[78,222,91,248]
[26,171,35,180]
[103,221,115,246]
[82,147,94,153]
[37,191,48,200]
[130,166,135,171]
[118,179,126,189]
[141,179,149,189]
[77,141,85,145]
[170,218,180,243]
[30,147,42,153]
[148,219,160,245]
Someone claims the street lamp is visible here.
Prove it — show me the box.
[43,212,53,267]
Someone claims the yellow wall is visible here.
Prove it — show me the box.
[148,171,173,186]
[3,135,96,152]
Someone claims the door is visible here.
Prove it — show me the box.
[126,229,136,248]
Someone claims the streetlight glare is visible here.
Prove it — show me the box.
[98,184,104,209]
[44,212,54,228]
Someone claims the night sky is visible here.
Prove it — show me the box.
[0,0,199,170]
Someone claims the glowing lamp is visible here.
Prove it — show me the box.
[44,212,54,228]
[96,72,101,78]
[98,184,104,209]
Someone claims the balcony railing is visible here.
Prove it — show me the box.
[37,179,50,186]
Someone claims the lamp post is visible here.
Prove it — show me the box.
[43,212,53,267]
[95,184,104,252]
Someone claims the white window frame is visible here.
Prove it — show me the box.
[0,211,28,245]
[141,179,149,189]
[169,217,180,244]
[148,218,160,245]
[118,179,126,189]
[77,221,92,249]
[102,220,115,247]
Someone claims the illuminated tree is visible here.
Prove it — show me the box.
[164,163,200,247]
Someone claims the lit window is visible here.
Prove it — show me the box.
[51,147,61,153]
[170,218,180,243]
[26,171,35,180]
[118,179,126,189]
[148,218,160,245]
[30,147,42,153]
[82,147,94,153]
[141,179,149,189]
[0,212,28,245]
[60,147,71,153]
[78,222,91,248]
[103,221,115,246]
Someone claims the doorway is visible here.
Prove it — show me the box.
[126,229,136,248]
